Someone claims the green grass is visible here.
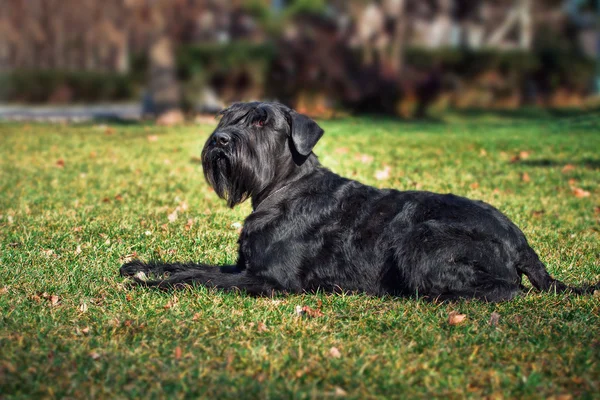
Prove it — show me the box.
[1,111,599,399]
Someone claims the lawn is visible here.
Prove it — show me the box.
[1,110,599,399]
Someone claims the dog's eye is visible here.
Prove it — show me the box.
[253,119,265,127]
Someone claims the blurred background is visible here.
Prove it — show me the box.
[0,0,598,121]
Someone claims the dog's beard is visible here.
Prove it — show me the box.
[202,144,268,208]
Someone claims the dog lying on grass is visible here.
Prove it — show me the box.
[120,102,599,302]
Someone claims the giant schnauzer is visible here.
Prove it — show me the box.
[120,102,599,302]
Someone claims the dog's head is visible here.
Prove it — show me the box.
[201,102,324,207]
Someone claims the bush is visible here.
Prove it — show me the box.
[0,70,140,103]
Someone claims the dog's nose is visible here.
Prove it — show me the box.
[212,132,230,147]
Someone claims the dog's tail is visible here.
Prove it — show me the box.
[517,247,600,295]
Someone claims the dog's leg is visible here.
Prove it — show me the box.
[120,260,278,295]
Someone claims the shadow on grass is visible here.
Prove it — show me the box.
[451,107,600,121]
[515,158,600,169]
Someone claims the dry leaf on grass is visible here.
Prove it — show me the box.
[448,311,467,326]
[174,346,182,360]
[489,312,501,327]
[56,159,65,168]
[147,135,159,142]
[121,252,138,263]
[168,210,178,223]
[295,305,324,318]
[562,164,576,173]
[328,346,342,358]
[257,322,269,333]
[355,153,374,164]
[374,166,391,181]
[79,302,88,313]
[164,295,179,309]
[521,172,531,183]
[50,295,60,306]
[571,187,590,198]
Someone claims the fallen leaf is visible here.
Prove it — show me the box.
[56,159,65,168]
[489,312,501,327]
[334,147,349,154]
[126,294,133,301]
[334,387,348,397]
[102,197,110,203]
[329,346,342,358]
[75,245,82,255]
[470,182,480,189]
[73,226,83,232]
[79,302,88,313]
[104,127,115,135]
[355,153,374,164]
[174,346,182,360]
[89,352,101,360]
[115,194,124,201]
[521,172,530,183]
[531,210,545,218]
[144,230,152,236]
[519,151,530,159]
[562,164,576,173]
[257,322,269,332]
[185,219,194,231]
[42,249,54,257]
[374,166,391,181]
[571,376,584,384]
[121,252,138,263]
[572,187,591,198]
[164,295,179,309]
[0,287,7,295]
[555,395,573,400]
[147,135,159,142]
[448,311,467,326]
[192,313,202,321]
[50,295,60,306]
[594,206,600,215]
[479,149,487,157]
[301,305,324,318]
[81,327,90,335]
[168,210,178,223]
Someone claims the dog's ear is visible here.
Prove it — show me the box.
[289,111,324,156]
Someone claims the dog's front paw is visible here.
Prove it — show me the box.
[120,260,150,277]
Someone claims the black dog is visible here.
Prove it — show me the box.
[120,102,598,302]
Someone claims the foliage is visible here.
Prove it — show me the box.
[1,113,599,398]
[0,71,140,104]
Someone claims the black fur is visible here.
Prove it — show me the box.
[120,102,599,302]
